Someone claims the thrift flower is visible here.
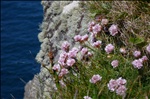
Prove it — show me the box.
[74,35,82,42]
[72,47,79,53]
[88,21,95,32]
[81,48,88,55]
[66,58,76,66]
[58,52,68,66]
[141,55,148,62]
[109,24,118,36]
[133,51,141,58]
[116,77,127,85]
[111,60,119,68]
[101,19,109,25]
[116,85,127,96]
[68,47,78,58]
[61,41,70,52]
[108,78,127,96]
[90,74,102,84]
[107,79,118,91]
[105,44,114,54]
[132,59,143,69]
[52,64,60,72]
[92,24,102,35]
[59,68,69,77]
[92,40,102,48]
[81,34,88,41]
[84,96,92,99]
[146,44,150,53]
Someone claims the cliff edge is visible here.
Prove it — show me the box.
[24,1,91,99]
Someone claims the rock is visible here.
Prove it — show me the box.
[24,1,91,98]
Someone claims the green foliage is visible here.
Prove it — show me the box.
[129,36,146,47]
[47,38,149,98]
[42,1,150,99]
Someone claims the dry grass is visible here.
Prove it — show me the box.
[85,1,150,49]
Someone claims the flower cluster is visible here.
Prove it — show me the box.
[109,24,119,36]
[52,64,61,72]
[111,60,119,68]
[132,55,148,69]
[74,34,88,43]
[133,50,141,58]
[90,74,102,84]
[131,48,148,69]
[53,42,80,79]
[61,41,70,52]
[49,17,149,98]
[92,40,102,48]
[105,44,114,54]
[88,19,119,37]
[88,21,102,36]
[59,68,69,77]
[107,77,127,96]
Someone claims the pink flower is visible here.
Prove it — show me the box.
[105,44,114,54]
[59,68,69,77]
[120,48,126,54]
[111,60,119,68]
[146,44,150,53]
[74,35,82,42]
[58,52,68,66]
[107,79,118,91]
[92,24,102,35]
[133,51,141,58]
[90,74,102,84]
[92,40,102,48]
[108,78,127,96]
[88,21,95,33]
[116,77,127,85]
[116,85,127,96]
[141,55,148,62]
[61,41,70,52]
[52,64,61,72]
[101,19,109,25]
[84,96,92,99]
[81,48,88,55]
[72,47,79,53]
[109,24,118,36]
[132,59,143,69]
[68,50,76,58]
[81,34,88,41]
[68,47,78,58]
[66,58,76,66]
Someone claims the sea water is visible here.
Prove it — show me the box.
[1,1,43,98]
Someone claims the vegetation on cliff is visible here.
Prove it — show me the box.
[42,1,150,99]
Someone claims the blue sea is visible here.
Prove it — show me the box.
[1,1,43,99]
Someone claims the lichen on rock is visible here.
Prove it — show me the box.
[24,1,91,98]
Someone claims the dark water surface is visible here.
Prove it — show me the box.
[1,1,43,99]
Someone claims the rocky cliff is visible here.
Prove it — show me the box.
[24,1,91,99]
